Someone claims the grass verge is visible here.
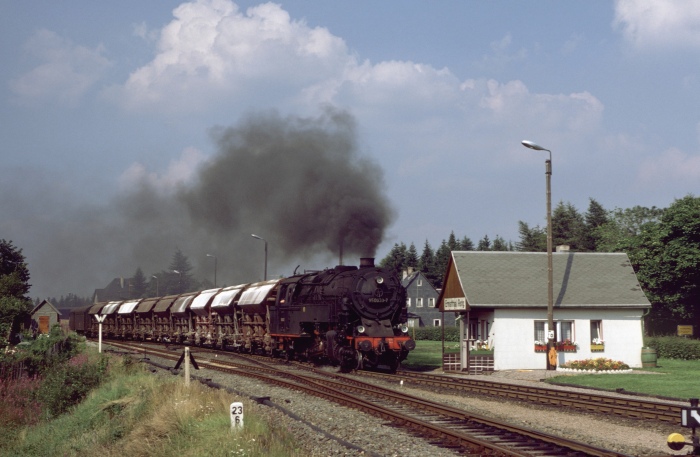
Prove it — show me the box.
[401,341,699,400]
[550,358,700,400]
[2,353,307,457]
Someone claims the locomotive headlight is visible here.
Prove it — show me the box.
[375,276,384,284]
[356,325,366,334]
[400,324,409,333]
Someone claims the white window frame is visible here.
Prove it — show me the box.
[534,320,575,342]
[416,298,424,308]
[406,297,411,307]
[428,297,435,308]
[433,319,441,327]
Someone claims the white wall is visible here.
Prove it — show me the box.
[490,308,645,370]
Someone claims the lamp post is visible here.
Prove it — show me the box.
[152,275,159,296]
[206,254,217,287]
[251,234,268,281]
[172,269,183,293]
[521,140,556,370]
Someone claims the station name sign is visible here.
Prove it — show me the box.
[443,297,467,311]
[678,325,694,337]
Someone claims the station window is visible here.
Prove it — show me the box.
[534,320,575,342]
[433,319,441,327]
[417,279,422,287]
[406,297,411,307]
[416,298,423,308]
[428,298,435,308]
[590,320,602,341]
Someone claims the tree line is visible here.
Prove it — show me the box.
[128,248,208,298]
[1,195,698,342]
[378,196,700,334]
[37,248,211,307]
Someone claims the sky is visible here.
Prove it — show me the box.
[2,1,699,300]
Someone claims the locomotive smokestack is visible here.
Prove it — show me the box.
[360,257,375,268]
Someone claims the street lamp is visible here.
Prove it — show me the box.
[251,234,268,281]
[172,269,183,293]
[521,140,556,370]
[206,254,217,287]
[152,275,159,296]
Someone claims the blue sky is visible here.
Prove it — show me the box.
[2,1,699,299]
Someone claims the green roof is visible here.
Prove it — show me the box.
[451,251,651,308]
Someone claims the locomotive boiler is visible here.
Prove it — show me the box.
[71,258,415,373]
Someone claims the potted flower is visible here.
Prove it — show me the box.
[590,338,604,352]
[557,339,578,352]
[534,340,547,352]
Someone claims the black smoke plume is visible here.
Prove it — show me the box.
[181,108,394,260]
[8,108,396,298]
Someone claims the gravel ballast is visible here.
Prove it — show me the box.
[133,349,685,456]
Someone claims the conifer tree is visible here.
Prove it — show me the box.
[477,235,491,251]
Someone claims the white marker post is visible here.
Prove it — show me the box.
[230,402,244,430]
[184,346,191,387]
[94,314,106,353]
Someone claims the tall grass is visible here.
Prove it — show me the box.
[3,354,308,457]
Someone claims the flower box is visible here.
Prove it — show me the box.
[534,345,547,353]
[590,344,605,352]
[557,344,577,352]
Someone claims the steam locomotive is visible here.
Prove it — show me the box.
[70,258,415,372]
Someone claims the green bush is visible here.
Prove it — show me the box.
[34,352,108,418]
[412,326,460,342]
[644,336,700,360]
[3,325,83,377]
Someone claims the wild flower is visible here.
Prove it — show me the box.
[0,375,42,426]
[68,353,89,367]
[592,338,604,345]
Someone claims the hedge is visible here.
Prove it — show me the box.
[411,326,460,342]
[644,336,700,360]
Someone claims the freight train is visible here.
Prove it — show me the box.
[70,258,415,372]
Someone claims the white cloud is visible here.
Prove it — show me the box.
[108,0,606,175]
[475,33,528,72]
[114,0,350,112]
[637,147,700,187]
[119,146,206,193]
[10,29,112,105]
[613,0,700,49]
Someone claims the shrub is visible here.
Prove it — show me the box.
[412,326,460,342]
[644,336,700,360]
[3,325,83,377]
[34,352,108,418]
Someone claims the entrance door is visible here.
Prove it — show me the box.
[39,316,50,334]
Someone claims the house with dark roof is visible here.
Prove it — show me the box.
[437,251,651,370]
[92,277,133,303]
[401,268,455,328]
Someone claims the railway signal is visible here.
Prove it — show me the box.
[668,398,700,454]
[94,314,106,353]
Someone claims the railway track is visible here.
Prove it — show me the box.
[106,340,640,456]
[359,369,683,424]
